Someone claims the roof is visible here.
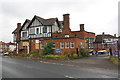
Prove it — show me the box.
[94,34,117,43]
[36,16,57,25]
[12,19,31,34]
[7,42,16,45]
[19,19,31,31]
[0,41,7,45]
[12,28,17,34]
[27,15,61,28]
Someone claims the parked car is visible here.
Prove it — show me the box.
[3,52,10,56]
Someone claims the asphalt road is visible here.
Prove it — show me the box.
[2,56,118,78]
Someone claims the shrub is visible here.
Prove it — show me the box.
[42,41,54,55]
[80,48,89,57]
[65,53,79,59]
[109,56,120,65]
[28,51,40,57]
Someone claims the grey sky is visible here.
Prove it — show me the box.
[0,0,119,42]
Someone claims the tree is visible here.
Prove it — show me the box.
[42,41,54,55]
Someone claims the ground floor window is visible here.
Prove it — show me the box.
[70,42,74,48]
[60,42,64,49]
[65,42,69,48]
[40,43,44,49]
[52,43,56,49]
[80,42,85,48]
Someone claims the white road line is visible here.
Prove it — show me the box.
[64,75,74,78]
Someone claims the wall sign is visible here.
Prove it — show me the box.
[55,49,62,53]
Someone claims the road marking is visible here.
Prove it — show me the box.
[64,75,74,78]
[101,75,112,78]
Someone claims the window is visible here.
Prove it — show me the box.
[80,42,84,48]
[52,43,56,49]
[22,32,27,37]
[35,40,39,44]
[43,27,47,33]
[60,42,64,49]
[40,43,44,49]
[70,42,74,48]
[65,42,69,48]
[36,28,39,34]
[65,35,69,38]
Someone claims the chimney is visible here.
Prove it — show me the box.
[17,23,21,29]
[63,14,71,33]
[80,24,84,31]
[102,32,105,35]
[114,34,116,37]
[16,23,21,42]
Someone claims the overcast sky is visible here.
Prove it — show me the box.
[0,0,119,43]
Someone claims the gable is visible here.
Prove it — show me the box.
[22,22,29,30]
[31,18,42,26]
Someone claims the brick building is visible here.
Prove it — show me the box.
[93,32,118,52]
[0,41,7,53]
[12,14,95,55]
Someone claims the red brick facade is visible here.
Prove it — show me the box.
[13,14,95,55]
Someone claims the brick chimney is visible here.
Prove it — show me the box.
[114,34,116,37]
[62,14,71,33]
[80,24,84,31]
[102,32,105,35]
[16,23,21,42]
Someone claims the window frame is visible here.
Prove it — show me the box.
[40,43,44,49]
[65,42,69,48]
[60,42,64,49]
[70,42,74,48]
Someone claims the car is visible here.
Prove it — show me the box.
[3,52,10,56]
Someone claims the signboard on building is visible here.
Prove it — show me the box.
[35,44,39,49]
[55,49,62,53]
[22,42,28,46]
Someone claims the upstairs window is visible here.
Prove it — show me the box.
[36,28,39,34]
[22,32,27,37]
[43,27,47,33]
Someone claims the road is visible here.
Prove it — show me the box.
[2,56,118,79]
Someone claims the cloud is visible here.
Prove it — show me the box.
[0,0,119,42]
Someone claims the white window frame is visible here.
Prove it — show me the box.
[21,31,28,37]
[60,42,64,49]
[65,42,69,48]
[35,27,40,34]
[65,35,69,38]
[40,43,44,49]
[52,43,56,49]
[35,40,39,44]
[70,42,74,48]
